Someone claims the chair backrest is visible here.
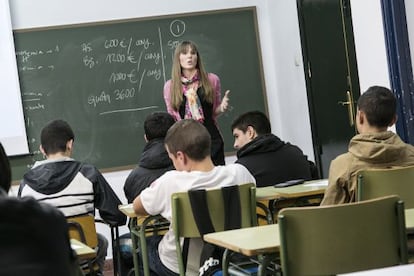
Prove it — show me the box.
[67,214,99,248]
[357,165,414,208]
[171,183,256,274]
[278,195,408,276]
[0,196,79,276]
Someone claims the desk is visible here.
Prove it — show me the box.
[204,208,414,276]
[70,238,96,260]
[256,179,328,223]
[119,204,169,276]
[338,263,414,275]
[204,224,279,276]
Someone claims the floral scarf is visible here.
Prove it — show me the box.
[181,72,205,122]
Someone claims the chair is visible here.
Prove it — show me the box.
[67,215,100,275]
[357,165,414,208]
[68,215,122,276]
[171,183,257,275]
[278,195,408,276]
[0,196,81,276]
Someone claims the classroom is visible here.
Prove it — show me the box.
[2,0,414,275]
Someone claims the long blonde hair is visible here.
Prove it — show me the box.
[170,41,214,111]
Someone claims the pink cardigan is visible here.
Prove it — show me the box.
[163,73,222,123]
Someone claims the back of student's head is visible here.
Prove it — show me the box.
[165,119,211,161]
[41,119,75,155]
[144,112,175,141]
[0,143,11,193]
[357,86,396,128]
[231,110,271,136]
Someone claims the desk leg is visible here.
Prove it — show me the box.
[257,201,274,224]
[138,224,151,276]
[222,249,234,276]
[257,254,274,276]
[129,218,141,276]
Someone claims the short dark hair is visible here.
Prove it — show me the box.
[357,86,396,128]
[40,119,75,155]
[165,119,211,161]
[144,112,176,141]
[0,143,11,193]
[231,110,271,135]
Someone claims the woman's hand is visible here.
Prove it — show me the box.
[220,90,230,112]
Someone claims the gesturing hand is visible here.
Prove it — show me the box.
[220,90,230,112]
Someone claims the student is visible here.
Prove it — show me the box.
[18,119,126,274]
[321,86,414,205]
[120,112,175,274]
[123,112,175,203]
[163,40,230,166]
[133,119,256,275]
[231,110,314,187]
[0,142,82,276]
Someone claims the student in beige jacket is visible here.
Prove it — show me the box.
[321,86,414,205]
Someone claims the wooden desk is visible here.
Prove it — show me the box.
[204,208,414,276]
[256,179,328,223]
[119,204,169,276]
[406,208,414,228]
[338,263,414,275]
[256,179,328,201]
[204,224,279,276]
[70,238,96,260]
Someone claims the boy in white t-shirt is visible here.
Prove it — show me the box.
[133,119,256,275]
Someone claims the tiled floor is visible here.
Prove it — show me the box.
[103,260,114,276]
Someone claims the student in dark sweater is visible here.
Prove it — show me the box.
[231,111,314,187]
[123,112,176,203]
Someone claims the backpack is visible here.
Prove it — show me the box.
[188,185,242,276]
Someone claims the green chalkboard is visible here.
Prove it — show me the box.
[10,7,267,181]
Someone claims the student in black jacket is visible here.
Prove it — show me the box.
[123,112,176,203]
[231,111,315,187]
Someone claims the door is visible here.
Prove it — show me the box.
[297,0,360,177]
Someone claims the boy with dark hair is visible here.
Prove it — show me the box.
[321,86,414,205]
[124,112,176,202]
[132,119,255,275]
[18,119,126,274]
[231,110,314,187]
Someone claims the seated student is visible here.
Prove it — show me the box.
[231,110,314,187]
[321,86,414,205]
[0,142,82,276]
[121,112,175,274]
[132,119,256,275]
[124,112,175,203]
[18,119,126,275]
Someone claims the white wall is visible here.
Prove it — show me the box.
[406,0,414,76]
[350,0,390,92]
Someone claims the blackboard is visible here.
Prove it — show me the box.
[10,7,267,181]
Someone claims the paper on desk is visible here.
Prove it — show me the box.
[303,179,328,187]
[71,244,82,250]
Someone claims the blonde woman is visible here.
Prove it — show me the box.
[163,41,230,165]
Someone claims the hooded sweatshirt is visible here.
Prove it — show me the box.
[321,131,414,205]
[123,138,174,202]
[236,134,312,187]
[18,157,126,226]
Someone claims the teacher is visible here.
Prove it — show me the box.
[163,40,230,165]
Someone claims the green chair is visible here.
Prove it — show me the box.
[171,183,257,276]
[278,195,408,276]
[357,165,414,208]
